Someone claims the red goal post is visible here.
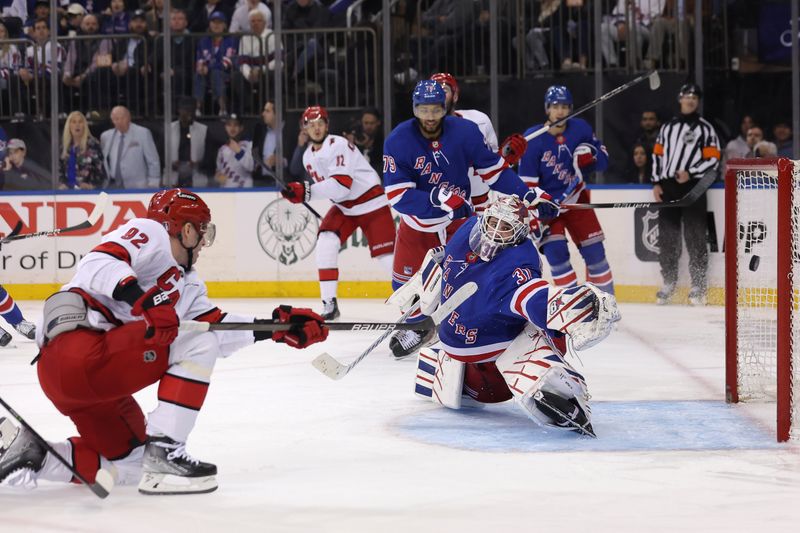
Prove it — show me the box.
[725,157,799,442]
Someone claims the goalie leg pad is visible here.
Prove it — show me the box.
[386,246,445,314]
[495,324,592,430]
[415,347,465,409]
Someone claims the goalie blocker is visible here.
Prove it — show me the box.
[413,196,620,436]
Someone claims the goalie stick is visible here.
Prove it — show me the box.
[0,192,109,243]
[256,157,322,219]
[524,70,661,143]
[560,170,715,210]
[0,396,114,498]
[311,281,479,381]
[180,318,436,333]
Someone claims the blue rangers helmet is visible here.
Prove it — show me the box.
[412,79,446,108]
[544,85,573,112]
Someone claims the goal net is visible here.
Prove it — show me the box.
[725,158,800,442]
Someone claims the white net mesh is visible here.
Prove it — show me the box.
[734,160,800,440]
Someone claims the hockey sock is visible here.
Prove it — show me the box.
[549,259,578,287]
[36,440,75,483]
[376,253,394,273]
[0,285,24,326]
[319,277,338,301]
[586,259,615,294]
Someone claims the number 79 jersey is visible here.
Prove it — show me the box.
[302,134,388,216]
[62,218,218,331]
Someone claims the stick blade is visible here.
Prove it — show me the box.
[431,281,478,324]
[648,70,661,90]
[311,352,348,380]
[91,468,115,498]
[88,192,110,226]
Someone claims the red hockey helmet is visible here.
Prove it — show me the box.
[302,105,328,126]
[147,189,215,246]
[430,72,459,98]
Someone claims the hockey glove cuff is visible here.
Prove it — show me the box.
[270,305,329,349]
[430,186,473,220]
[280,181,311,204]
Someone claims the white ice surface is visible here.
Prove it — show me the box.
[1,299,799,533]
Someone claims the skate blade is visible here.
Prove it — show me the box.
[138,472,218,495]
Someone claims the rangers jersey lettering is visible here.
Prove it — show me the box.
[303,134,388,216]
[383,116,528,232]
[216,140,254,188]
[437,217,558,362]
[518,118,609,202]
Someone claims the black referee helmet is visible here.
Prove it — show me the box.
[678,83,703,99]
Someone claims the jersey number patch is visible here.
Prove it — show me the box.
[120,227,149,249]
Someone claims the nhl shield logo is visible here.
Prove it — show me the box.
[257,198,320,265]
[143,350,157,363]
[634,208,660,262]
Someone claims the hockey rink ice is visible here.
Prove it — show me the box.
[1,298,799,532]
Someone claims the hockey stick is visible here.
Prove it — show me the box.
[560,170,715,210]
[311,281,478,381]
[0,396,114,498]
[0,192,109,243]
[256,157,322,219]
[524,70,661,143]
[180,318,434,333]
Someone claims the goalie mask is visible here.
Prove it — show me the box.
[469,196,529,262]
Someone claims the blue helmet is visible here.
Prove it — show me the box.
[412,79,446,108]
[544,85,573,112]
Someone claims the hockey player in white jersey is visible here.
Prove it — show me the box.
[215,114,255,188]
[0,189,328,495]
[430,72,529,212]
[281,106,396,321]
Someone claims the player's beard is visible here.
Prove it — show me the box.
[417,118,443,138]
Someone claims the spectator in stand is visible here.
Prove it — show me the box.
[230,0,271,32]
[252,100,285,185]
[417,0,474,73]
[344,107,383,176]
[168,96,210,187]
[627,142,650,184]
[62,14,115,111]
[0,20,23,110]
[194,0,234,33]
[722,115,754,170]
[636,109,661,157]
[744,125,764,158]
[1,0,27,27]
[283,0,331,85]
[19,18,65,115]
[60,3,85,37]
[773,121,794,158]
[110,9,151,113]
[100,105,161,189]
[2,138,51,190]
[145,0,165,36]
[24,0,50,35]
[235,7,275,114]
[215,114,254,188]
[288,118,310,180]
[59,111,107,189]
[645,0,691,70]
[194,11,237,117]
[155,8,195,103]
[600,0,663,68]
[101,0,129,34]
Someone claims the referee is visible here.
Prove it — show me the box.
[651,83,720,306]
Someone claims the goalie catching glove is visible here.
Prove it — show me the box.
[498,133,528,166]
[254,306,329,349]
[545,282,620,350]
[280,181,311,204]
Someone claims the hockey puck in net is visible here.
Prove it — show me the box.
[749,255,760,272]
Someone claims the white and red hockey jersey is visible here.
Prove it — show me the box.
[455,109,499,211]
[35,218,254,357]
[302,134,389,216]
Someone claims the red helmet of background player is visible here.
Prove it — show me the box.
[430,72,459,99]
[302,106,329,126]
[147,188,215,246]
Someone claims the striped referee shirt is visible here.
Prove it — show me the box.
[651,113,720,183]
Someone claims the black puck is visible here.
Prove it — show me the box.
[749,255,760,272]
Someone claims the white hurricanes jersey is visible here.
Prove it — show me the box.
[455,109,499,207]
[216,140,254,188]
[36,218,254,356]
[303,134,389,216]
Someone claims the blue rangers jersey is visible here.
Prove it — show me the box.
[437,217,557,363]
[383,116,528,233]
[518,118,609,203]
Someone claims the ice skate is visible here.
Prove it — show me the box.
[688,287,707,306]
[0,417,46,485]
[533,391,595,437]
[138,435,218,495]
[13,320,36,340]
[390,328,437,360]
[0,327,11,347]
[321,298,340,321]
[656,282,676,305]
